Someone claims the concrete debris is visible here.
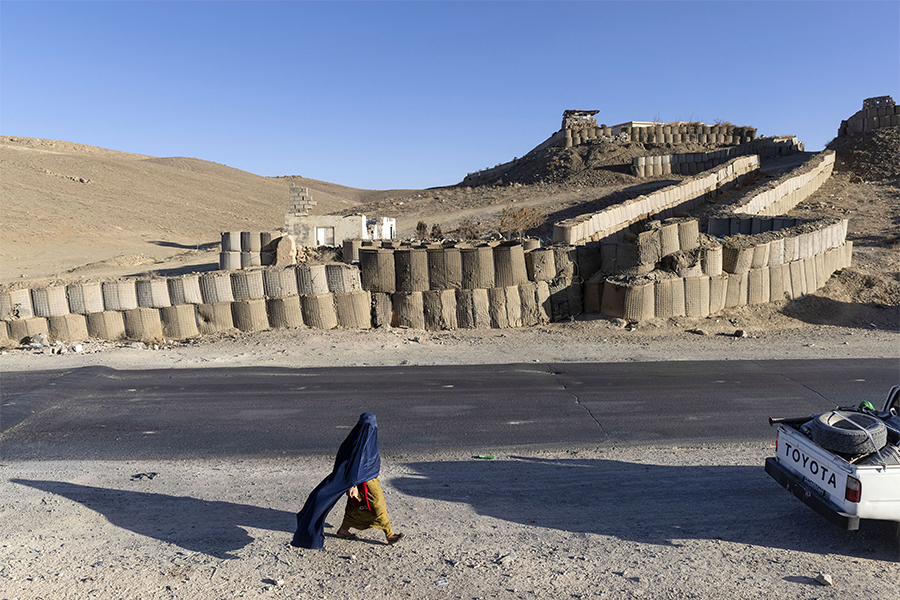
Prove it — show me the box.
[815,572,834,586]
[497,552,517,565]
[734,330,748,338]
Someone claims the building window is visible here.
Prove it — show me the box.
[315,227,335,246]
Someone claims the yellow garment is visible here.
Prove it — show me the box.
[340,477,395,539]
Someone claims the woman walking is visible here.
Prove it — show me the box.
[291,412,404,549]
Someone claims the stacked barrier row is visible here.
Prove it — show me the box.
[596,216,851,321]
[711,150,835,220]
[553,156,759,246]
[219,231,278,270]
[631,136,801,177]
[0,263,370,346]
[565,123,757,149]
[837,101,900,136]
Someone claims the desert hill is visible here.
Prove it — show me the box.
[0,136,412,282]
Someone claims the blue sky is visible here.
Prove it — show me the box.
[2,1,898,190]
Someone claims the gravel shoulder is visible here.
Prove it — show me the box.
[2,324,899,600]
[4,445,898,600]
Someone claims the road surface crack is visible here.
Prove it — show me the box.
[549,365,610,442]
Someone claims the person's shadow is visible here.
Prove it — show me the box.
[11,479,296,559]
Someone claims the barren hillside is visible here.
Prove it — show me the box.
[0,137,402,282]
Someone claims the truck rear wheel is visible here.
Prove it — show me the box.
[809,411,887,455]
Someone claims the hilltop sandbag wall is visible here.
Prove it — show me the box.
[837,96,899,136]
[463,119,758,186]
[707,151,835,227]
[219,231,277,269]
[0,264,370,347]
[564,123,756,149]
[631,136,802,177]
[553,156,759,246]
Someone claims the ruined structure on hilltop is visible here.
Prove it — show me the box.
[837,96,898,137]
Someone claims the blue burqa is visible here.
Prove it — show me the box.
[291,412,381,549]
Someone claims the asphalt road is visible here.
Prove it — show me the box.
[1,359,897,460]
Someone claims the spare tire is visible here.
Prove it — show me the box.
[810,411,887,455]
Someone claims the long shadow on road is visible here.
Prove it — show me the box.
[11,479,295,560]
[393,456,898,562]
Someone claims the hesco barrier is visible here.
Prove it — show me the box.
[631,136,801,177]
[66,282,104,315]
[597,241,852,321]
[718,219,848,275]
[219,231,278,270]
[553,155,759,245]
[102,281,138,311]
[49,314,89,342]
[161,305,200,339]
[136,279,172,308]
[709,151,835,222]
[395,248,429,292]
[167,275,203,305]
[267,296,304,329]
[31,286,70,318]
[124,308,164,342]
[1,288,35,320]
[0,261,375,346]
[2,277,569,346]
[838,97,899,136]
[86,311,126,340]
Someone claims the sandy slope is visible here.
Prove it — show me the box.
[0,136,396,282]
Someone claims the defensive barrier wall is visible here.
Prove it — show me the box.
[553,155,760,246]
[631,136,802,177]
[837,96,899,136]
[219,231,278,269]
[595,231,851,321]
[563,123,756,149]
[0,263,367,346]
[463,121,759,186]
[707,150,836,234]
[1,212,853,346]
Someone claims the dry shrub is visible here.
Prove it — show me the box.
[456,218,481,240]
[498,203,547,239]
[430,224,443,240]
[415,221,428,239]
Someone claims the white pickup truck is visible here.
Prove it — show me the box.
[765,385,900,531]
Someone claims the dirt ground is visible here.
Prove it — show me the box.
[1,131,899,599]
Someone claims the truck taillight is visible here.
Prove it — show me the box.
[845,475,861,503]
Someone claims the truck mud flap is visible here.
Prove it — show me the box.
[765,457,860,531]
